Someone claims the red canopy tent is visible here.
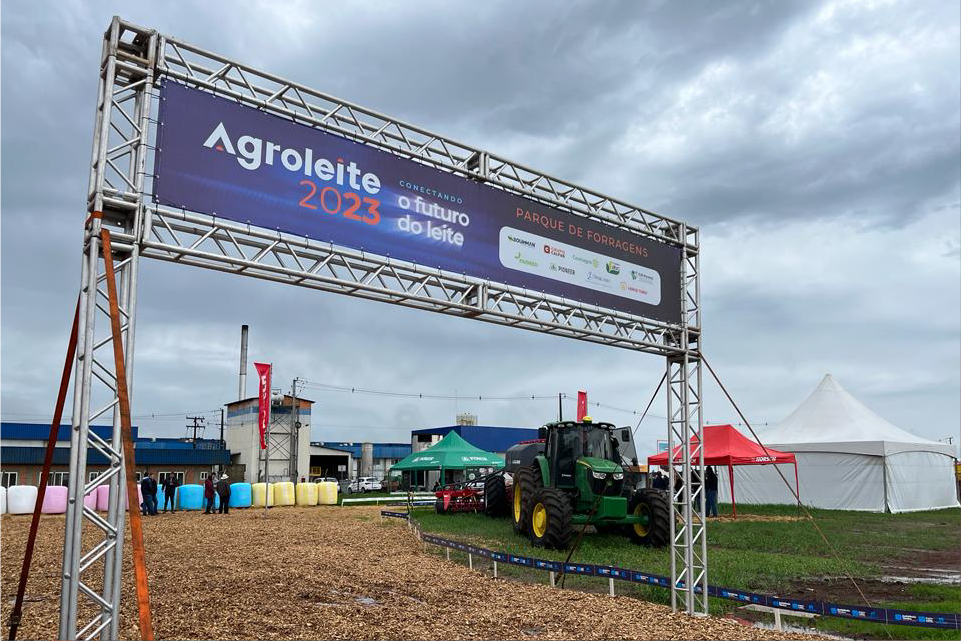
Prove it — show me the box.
[646,424,799,517]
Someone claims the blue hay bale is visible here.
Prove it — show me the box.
[177,484,203,510]
[229,483,252,508]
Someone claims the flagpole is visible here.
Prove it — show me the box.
[264,387,271,517]
[254,361,272,518]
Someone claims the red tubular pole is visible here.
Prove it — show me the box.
[7,296,80,640]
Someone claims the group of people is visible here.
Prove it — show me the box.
[138,471,179,515]
[136,471,230,515]
[203,473,232,514]
[649,466,720,518]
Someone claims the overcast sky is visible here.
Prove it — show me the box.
[2,0,958,455]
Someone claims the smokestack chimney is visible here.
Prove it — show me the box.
[238,324,249,400]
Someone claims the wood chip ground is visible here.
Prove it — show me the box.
[1,507,820,640]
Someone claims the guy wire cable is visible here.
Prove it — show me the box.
[702,355,894,640]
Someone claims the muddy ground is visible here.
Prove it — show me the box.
[784,547,960,605]
[1,506,820,640]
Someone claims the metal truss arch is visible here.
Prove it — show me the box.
[57,16,707,639]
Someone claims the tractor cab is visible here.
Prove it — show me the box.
[537,417,629,497]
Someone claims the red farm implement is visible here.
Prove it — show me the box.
[434,482,484,514]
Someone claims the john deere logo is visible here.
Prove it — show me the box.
[514,252,538,267]
[605,261,620,275]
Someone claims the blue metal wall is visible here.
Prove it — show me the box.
[410,425,539,452]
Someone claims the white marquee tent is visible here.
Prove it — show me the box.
[718,374,959,513]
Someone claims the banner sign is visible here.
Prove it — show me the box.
[155,81,682,323]
[576,390,588,421]
[254,362,271,449]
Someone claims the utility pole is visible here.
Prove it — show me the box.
[291,377,300,482]
[219,409,225,448]
[186,416,205,448]
[558,392,563,421]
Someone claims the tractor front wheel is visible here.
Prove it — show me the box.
[528,487,573,550]
[484,474,507,517]
[626,489,670,547]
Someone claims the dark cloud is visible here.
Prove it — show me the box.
[2,0,958,450]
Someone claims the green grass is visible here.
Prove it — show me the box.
[411,503,961,640]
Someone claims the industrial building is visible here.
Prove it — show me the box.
[315,442,411,479]
[410,425,538,456]
[223,394,313,483]
[0,422,230,488]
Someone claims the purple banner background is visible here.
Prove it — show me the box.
[154,81,681,323]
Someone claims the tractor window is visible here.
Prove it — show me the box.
[554,426,580,484]
[583,428,614,460]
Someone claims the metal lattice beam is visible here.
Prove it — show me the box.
[138,205,687,356]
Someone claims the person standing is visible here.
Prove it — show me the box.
[203,474,215,514]
[216,474,231,514]
[705,466,719,518]
[162,474,180,513]
[140,472,158,516]
[652,471,667,491]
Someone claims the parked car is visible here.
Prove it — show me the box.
[348,477,383,493]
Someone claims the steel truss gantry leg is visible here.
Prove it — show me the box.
[666,223,707,616]
[59,18,156,641]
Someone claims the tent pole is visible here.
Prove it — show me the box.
[793,462,800,506]
[882,457,888,513]
[728,464,736,518]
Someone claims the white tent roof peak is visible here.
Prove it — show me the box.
[761,374,953,457]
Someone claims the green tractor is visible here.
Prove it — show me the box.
[500,417,670,550]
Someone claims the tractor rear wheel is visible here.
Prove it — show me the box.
[626,489,670,547]
[528,487,573,550]
[484,474,507,517]
[512,467,534,534]
[435,496,447,514]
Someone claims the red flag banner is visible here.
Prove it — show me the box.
[577,390,587,421]
[254,362,271,450]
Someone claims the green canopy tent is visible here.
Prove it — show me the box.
[389,431,504,489]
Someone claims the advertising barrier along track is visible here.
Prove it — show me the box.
[381,511,960,631]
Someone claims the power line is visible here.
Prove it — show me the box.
[300,379,675,419]
[299,380,559,402]
[1,409,223,422]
